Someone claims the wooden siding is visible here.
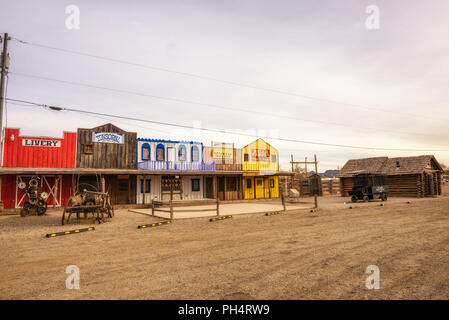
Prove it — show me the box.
[242,139,279,172]
[76,123,136,169]
[203,146,242,171]
[340,173,441,198]
[2,128,76,168]
[1,174,73,209]
[243,176,279,199]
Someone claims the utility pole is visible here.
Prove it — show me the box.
[0,33,10,144]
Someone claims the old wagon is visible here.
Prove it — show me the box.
[62,184,114,225]
[349,173,388,202]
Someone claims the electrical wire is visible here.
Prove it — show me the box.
[9,71,445,139]
[11,36,443,122]
[6,97,449,152]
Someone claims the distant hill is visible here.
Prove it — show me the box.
[309,170,340,177]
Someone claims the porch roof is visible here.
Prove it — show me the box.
[0,167,293,176]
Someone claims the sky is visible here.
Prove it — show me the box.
[1,0,448,171]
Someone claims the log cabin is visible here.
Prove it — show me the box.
[339,155,443,197]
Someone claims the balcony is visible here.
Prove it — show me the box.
[138,161,216,172]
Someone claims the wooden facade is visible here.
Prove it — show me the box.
[0,128,76,209]
[241,139,280,199]
[339,155,443,198]
[76,123,137,169]
[76,123,137,204]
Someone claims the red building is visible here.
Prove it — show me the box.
[0,128,77,209]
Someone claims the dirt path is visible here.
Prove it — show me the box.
[1,195,449,299]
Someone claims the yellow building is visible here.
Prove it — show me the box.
[242,139,280,199]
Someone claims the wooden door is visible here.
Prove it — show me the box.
[205,177,214,199]
[167,147,175,162]
[218,177,225,200]
[117,177,130,204]
[255,177,265,199]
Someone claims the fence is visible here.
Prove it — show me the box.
[280,176,340,196]
[151,198,219,220]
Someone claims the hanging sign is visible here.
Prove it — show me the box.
[92,132,124,144]
[212,142,234,163]
[22,139,61,147]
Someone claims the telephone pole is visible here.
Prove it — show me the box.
[0,32,10,144]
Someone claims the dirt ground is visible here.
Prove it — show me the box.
[1,186,449,299]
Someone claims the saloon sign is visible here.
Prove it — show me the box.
[92,132,124,144]
[22,139,61,147]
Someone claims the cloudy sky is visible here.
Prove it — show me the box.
[1,0,448,170]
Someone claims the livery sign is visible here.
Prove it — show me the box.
[22,139,61,147]
[92,132,124,144]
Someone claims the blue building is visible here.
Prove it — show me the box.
[136,138,215,202]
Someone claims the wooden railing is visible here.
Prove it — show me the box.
[138,161,216,171]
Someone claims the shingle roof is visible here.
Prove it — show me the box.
[338,157,388,177]
[339,155,443,177]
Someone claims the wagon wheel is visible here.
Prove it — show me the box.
[20,201,31,217]
[61,207,66,225]
[75,183,99,194]
[381,193,387,201]
[96,207,105,224]
[62,196,75,225]
[351,195,358,203]
[362,195,369,202]
[106,204,114,218]
[37,200,47,216]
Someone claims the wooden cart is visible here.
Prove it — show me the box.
[62,190,114,225]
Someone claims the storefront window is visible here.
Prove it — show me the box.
[226,177,237,191]
[192,179,200,192]
[178,145,186,161]
[156,144,164,161]
[140,179,151,193]
[142,143,150,160]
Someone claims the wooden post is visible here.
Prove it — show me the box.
[282,194,286,211]
[305,157,308,175]
[314,155,318,208]
[290,154,294,189]
[169,200,173,220]
[151,199,155,217]
[142,176,146,205]
[53,176,59,208]
[216,197,220,216]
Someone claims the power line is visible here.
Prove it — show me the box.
[9,71,444,139]
[11,37,443,122]
[6,97,449,152]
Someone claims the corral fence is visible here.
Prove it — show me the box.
[280,176,340,196]
[151,198,219,220]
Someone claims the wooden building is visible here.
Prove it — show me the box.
[242,139,280,199]
[339,155,443,197]
[136,138,212,202]
[76,123,137,205]
[0,128,77,209]
[202,143,243,201]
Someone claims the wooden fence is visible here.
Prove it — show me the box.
[151,198,219,220]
